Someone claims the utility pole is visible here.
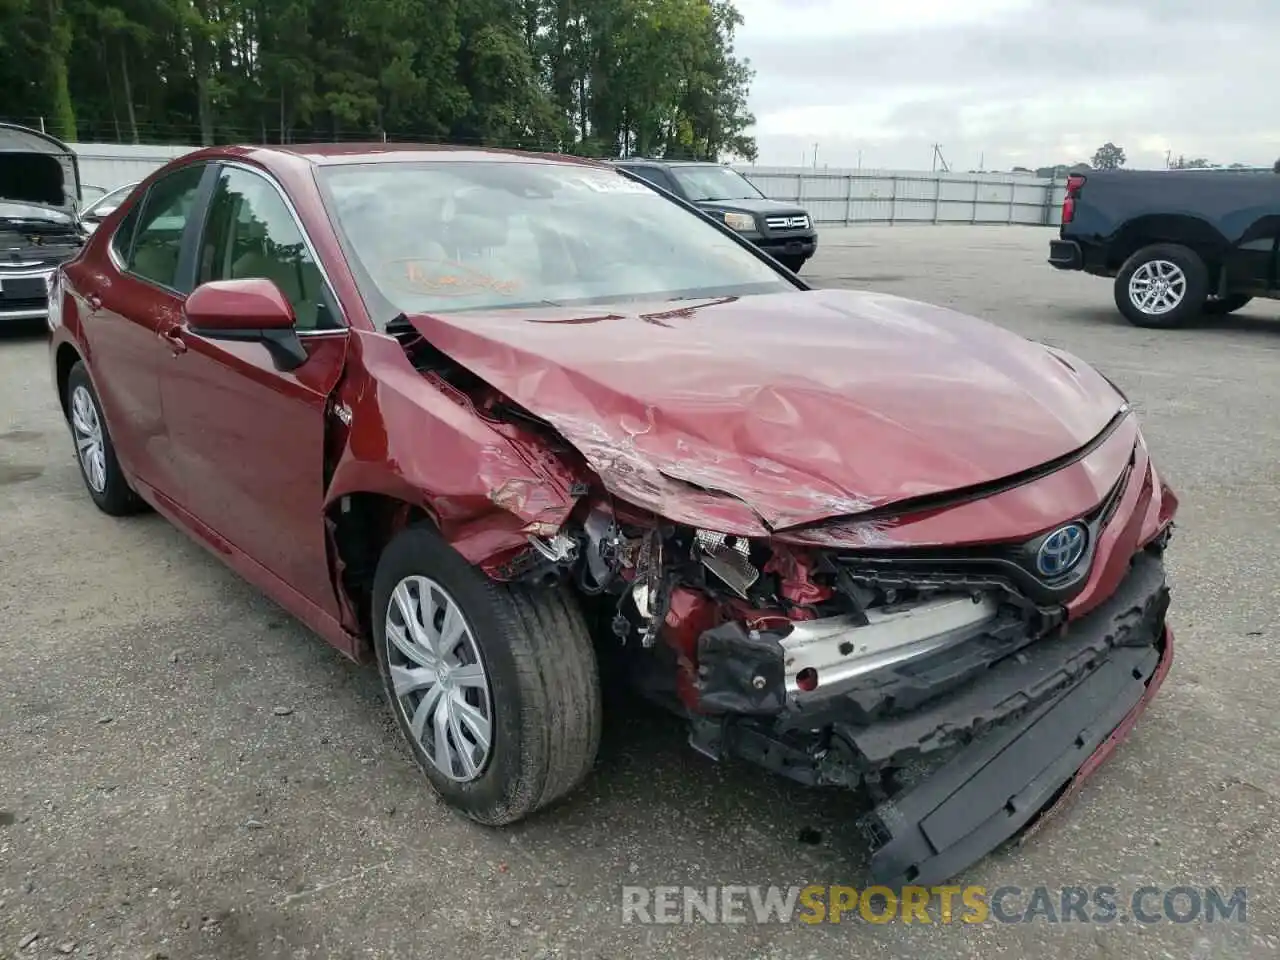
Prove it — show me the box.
[813,142,819,169]
[931,143,950,173]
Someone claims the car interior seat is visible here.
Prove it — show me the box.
[227,210,326,329]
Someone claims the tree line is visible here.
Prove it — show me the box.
[0,0,758,161]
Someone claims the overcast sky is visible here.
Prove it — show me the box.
[734,0,1278,171]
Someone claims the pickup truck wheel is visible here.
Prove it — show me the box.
[372,523,602,825]
[777,254,808,274]
[1114,244,1208,328]
[1203,294,1252,316]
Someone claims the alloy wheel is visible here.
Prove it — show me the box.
[384,575,493,782]
[1128,260,1187,315]
[70,385,107,493]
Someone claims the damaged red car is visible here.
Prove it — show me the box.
[48,145,1177,884]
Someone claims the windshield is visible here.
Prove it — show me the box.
[669,165,764,202]
[319,160,792,316]
[0,201,73,225]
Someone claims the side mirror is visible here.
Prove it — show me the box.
[184,278,307,371]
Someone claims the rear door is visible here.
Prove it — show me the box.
[74,161,213,498]
[156,161,348,616]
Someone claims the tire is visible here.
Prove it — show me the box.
[372,523,602,825]
[777,254,808,274]
[1113,243,1208,329]
[1203,294,1252,316]
[65,361,146,516]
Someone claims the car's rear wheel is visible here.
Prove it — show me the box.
[1203,293,1252,316]
[372,523,602,825]
[777,254,808,274]
[1113,244,1208,328]
[65,361,146,516]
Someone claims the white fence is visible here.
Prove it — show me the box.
[65,144,1070,227]
[735,166,1068,227]
[70,143,197,192]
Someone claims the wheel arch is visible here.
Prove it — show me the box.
[54,341,83,419]
[323,479,556,658]
[324,487,434,658]
[1108,215,1228,272]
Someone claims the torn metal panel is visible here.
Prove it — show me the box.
[323,331,582,567]
[405,287,1127,534]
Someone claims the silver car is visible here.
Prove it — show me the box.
[78,181,140,235]
[0,123,85,323]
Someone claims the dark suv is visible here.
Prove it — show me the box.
[609,159,818,273]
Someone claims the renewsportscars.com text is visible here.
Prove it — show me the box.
[620,885,1248,925]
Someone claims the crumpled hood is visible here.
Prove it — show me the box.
[407,288,1125,533]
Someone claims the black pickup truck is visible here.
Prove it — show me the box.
[608,159,818,273]
[1048,169,1280,328]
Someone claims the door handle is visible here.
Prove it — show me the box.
[161,325,188,355]
[86,294,102,311]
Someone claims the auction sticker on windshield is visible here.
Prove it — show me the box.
[568,173,651,194]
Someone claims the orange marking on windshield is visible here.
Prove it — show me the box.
[393,258,522,297]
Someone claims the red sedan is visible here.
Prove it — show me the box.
[48,144,1177,884]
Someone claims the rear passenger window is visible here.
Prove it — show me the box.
[109,203,142,264]
[127,164,205,290]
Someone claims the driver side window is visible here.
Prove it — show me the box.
[197,167,340,331]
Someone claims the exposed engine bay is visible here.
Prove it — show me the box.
[386,315,1174,885]
[1,225,83,260]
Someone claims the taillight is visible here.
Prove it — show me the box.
[1062,174,1086,225]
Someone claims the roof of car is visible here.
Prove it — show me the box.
[610,158,726,169]
[213,142,608,169]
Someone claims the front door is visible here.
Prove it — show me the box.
[157,163,349,617]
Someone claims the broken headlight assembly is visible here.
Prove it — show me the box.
[528,512,1006,703]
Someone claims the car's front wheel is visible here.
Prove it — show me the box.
[372,523,602,825]
[1113,243,1208,328]
[65,361,146,516]
[777,254,808,274]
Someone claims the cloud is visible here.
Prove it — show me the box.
[732,0,1280,170]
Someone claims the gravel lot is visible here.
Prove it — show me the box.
[2,224,1279,959]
